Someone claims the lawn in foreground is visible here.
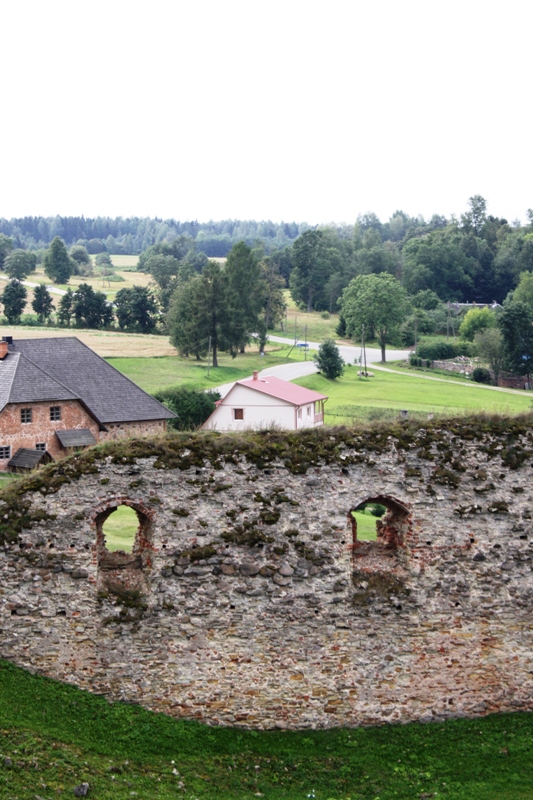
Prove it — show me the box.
[295,367,533,423]
[0,659,532,799]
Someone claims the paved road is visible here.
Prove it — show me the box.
[215,336,410,397]
[0,274,68,296]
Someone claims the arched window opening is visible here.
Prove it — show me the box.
[101,505,140,553]
[350,495,410,551]
[350,502,386,541]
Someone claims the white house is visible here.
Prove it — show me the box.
[202,371,328,431]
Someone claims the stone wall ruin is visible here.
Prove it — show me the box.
[1,418,533,729]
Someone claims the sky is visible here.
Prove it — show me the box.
[2,0,532,226]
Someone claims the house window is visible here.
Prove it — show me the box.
[297,409,302,419]
[21,408,32,424]
[234,408,244,420]
[35,443,46,451]
[307,405,311,416]
[50,406,61,421]
[0,446,10,459]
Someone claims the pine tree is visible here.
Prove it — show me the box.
[314,339,345,379]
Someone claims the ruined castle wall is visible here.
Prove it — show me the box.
[1,421,533,729]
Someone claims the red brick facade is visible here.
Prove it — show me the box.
[0,401,167,470]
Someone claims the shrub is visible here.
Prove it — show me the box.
[416,341,473,361]
[320,310,330,319]
[472,367,492,384]
[153,387,220,430]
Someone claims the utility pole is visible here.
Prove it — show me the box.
[294,315,297,345]
[414,316,418,352]
[304,324,307,360]
[207,335,211,379]
[362,324,367,377]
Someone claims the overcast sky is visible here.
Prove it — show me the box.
[2,0,531,226]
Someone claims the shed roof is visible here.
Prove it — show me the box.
[55,429,97,448]
[1,337,175,424]
[8,448,53,470]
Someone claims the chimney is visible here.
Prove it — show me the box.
[0,341,8,360]
[253,370,258,381]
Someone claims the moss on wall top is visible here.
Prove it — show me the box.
[1,413,533,547]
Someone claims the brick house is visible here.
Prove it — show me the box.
[0,336,175,471]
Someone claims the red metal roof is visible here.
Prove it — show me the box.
[234,375,327,406]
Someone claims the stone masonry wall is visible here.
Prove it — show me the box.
[1,420,533,729]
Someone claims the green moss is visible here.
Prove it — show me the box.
[176,545,217,561]
[259,508,281,525]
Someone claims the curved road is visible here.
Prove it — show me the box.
[215,335,526,400]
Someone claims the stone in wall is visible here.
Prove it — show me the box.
[1,419,533,729]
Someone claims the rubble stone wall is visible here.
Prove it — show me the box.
[1,421,533,729]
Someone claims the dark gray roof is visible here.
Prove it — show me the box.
[3,337,175,425]
[56,429,97,448]
[8,448,53,470]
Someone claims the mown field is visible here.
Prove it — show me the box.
[1,659,533,800]
[108,344,305,394]
[295,367,533,424]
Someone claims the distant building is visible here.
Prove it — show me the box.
[202,371,327,431]
[0,336,175,471]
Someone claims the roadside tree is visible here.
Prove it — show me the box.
[32,284,54,323]
[57,288,74,326]
[72,283,114,329]
[43,237,73,283]
[115,286,158,333]
[474,328,505,385]
[1,280,27,324]
[4,249,36,281]
[314,339,345,379]
[339,273,409,362]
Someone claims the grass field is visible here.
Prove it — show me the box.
[270,291,343,343]
[1,659,533,799]
[102,505,139,552]
[295,367,533,424]
[108,344,306,394]
[352,509,378,540]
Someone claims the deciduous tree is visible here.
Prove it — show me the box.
[43,237,73,283]
[1,280,27,324]
[458,307,496,341]
[339,274,409,362]
[32,284,54,323]
[115,286,158,333]
[498,300,533,375]
[4,249,36,281]
[72,283,114,329]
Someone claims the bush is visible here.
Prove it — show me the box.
[320,311,330,319]
[153,387,220,430]
[472,367,492,384]
[416,341,473,361]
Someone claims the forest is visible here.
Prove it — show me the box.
[1,197,532,305]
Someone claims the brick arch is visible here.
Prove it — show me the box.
[91,496,156,593]
[349,493,411,551]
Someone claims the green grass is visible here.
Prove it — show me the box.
[295,366,533,424]
[352,509,378,540]
[102,505,138,552]
[108,345,307,394]
[1,659,533,799]
[269,291,342,343]
[0,473,18,490]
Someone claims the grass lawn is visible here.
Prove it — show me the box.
[108,344,307,394]
[352,509,378,540]
[0,473,18,491]
[1,659,533,799]
[269,291,342,343]
[102,505,139,552]
[295,367,533,424]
